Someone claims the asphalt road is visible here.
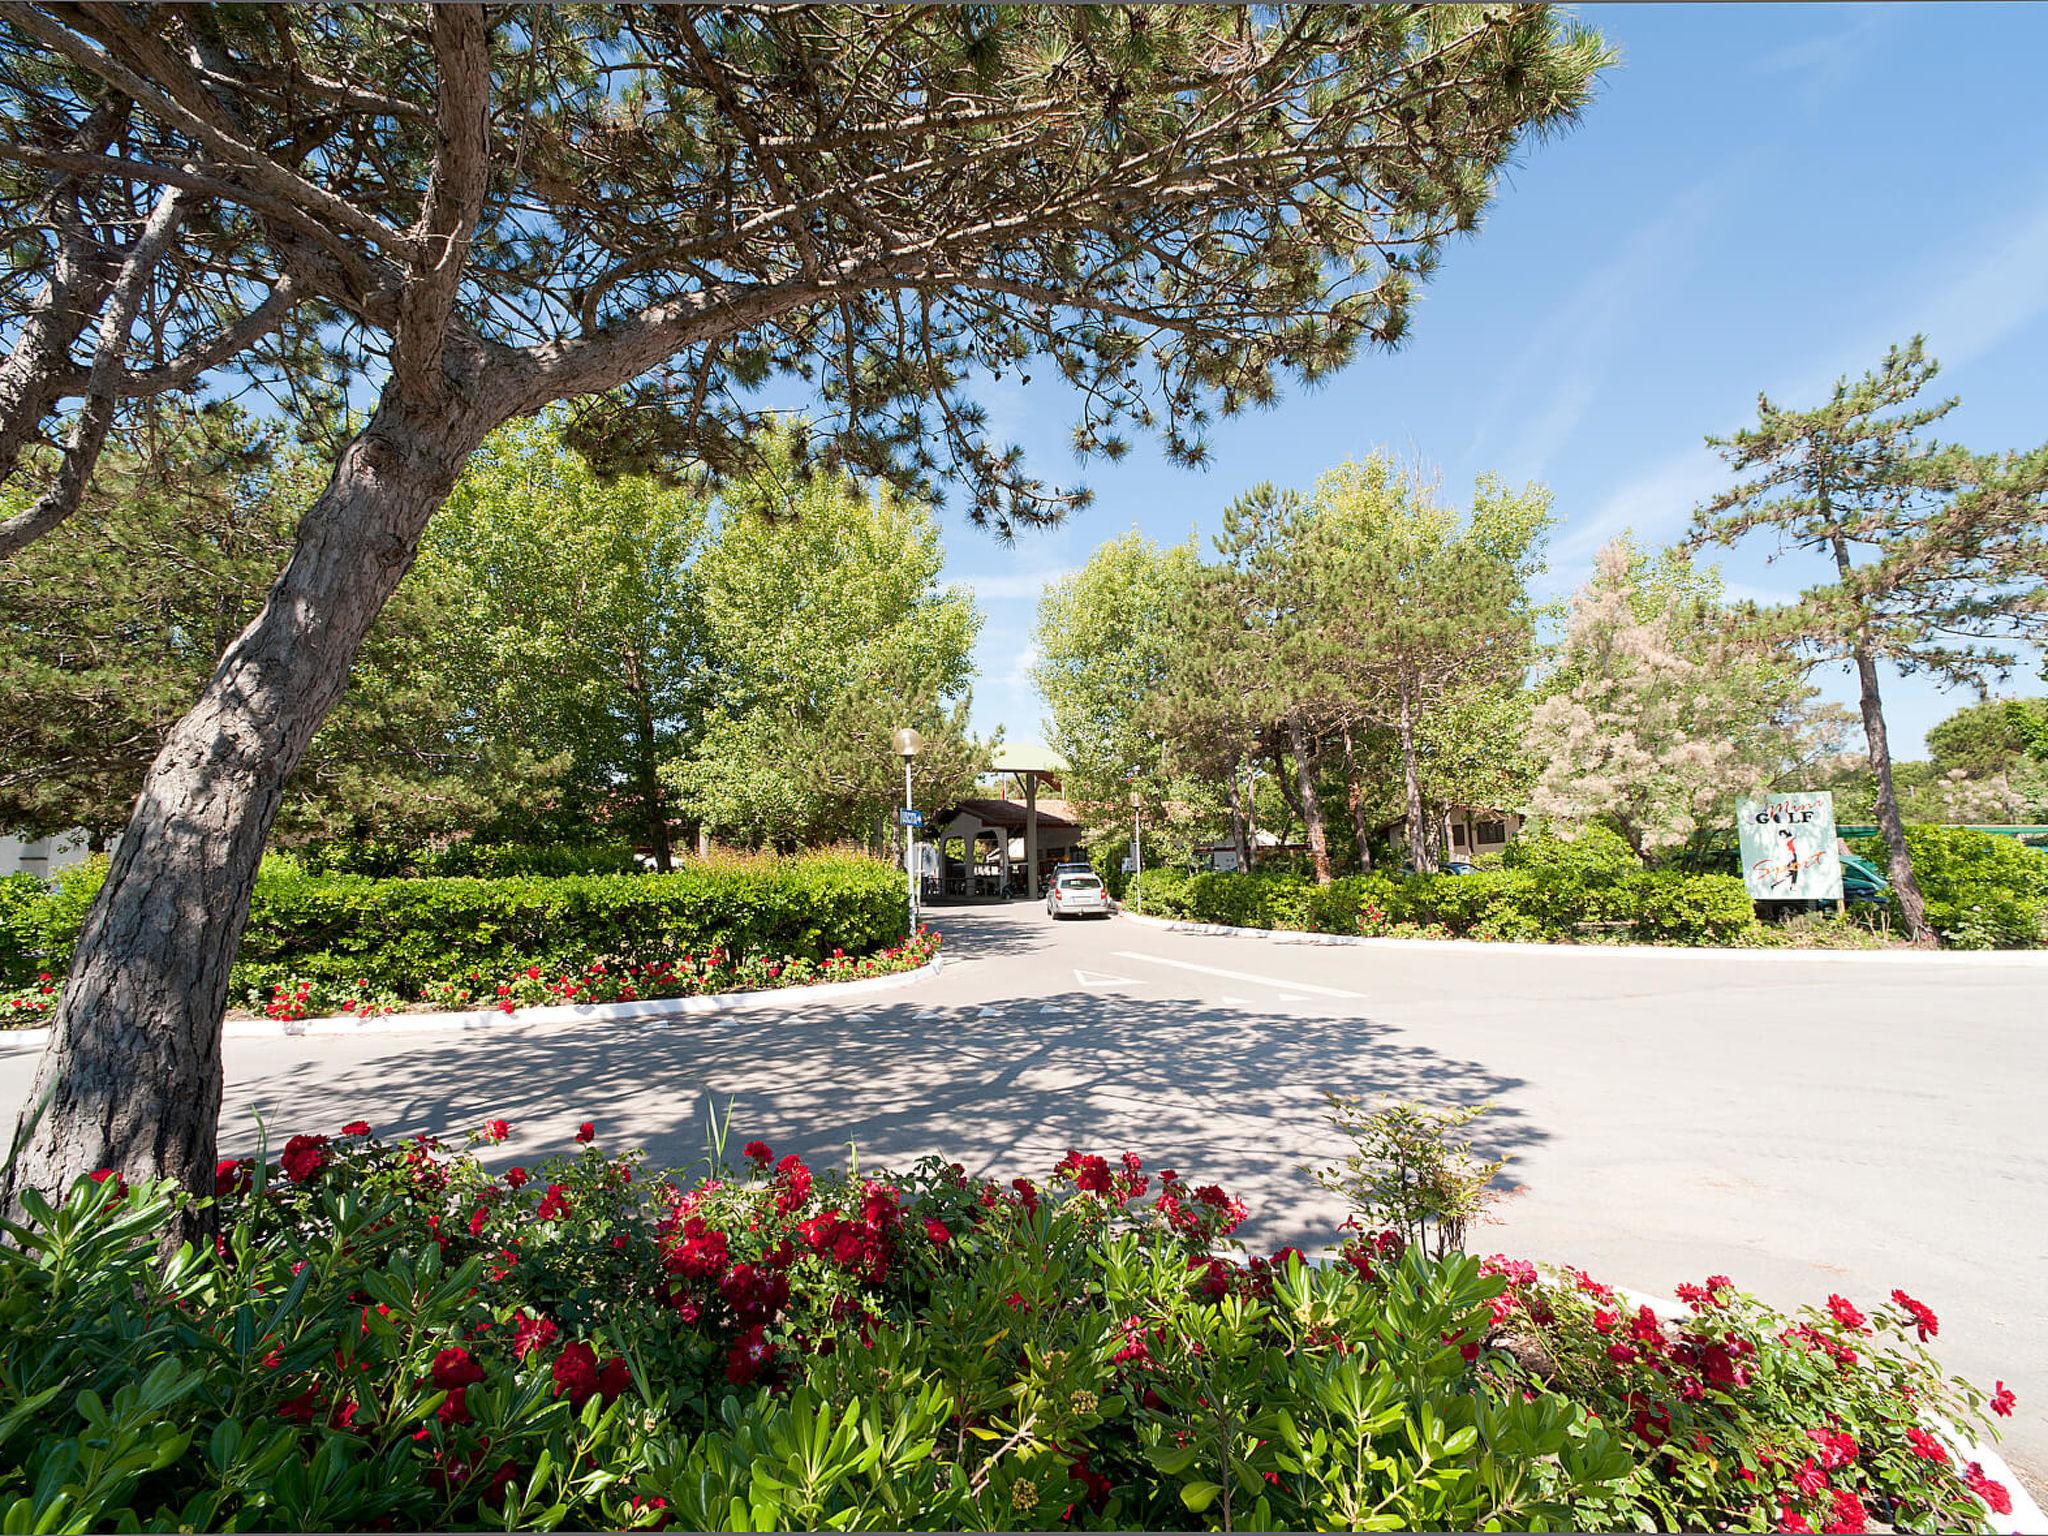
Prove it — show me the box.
[3,900,2044,1485]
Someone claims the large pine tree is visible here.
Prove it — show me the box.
[1693,339,2048,942]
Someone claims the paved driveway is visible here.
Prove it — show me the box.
[4,901,2043,1485]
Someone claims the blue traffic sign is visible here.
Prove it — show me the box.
[897,808,925,828]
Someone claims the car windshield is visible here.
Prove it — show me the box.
[1059,876,1101,890]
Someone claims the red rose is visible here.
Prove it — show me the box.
[574,1122,595,1143]
[341,1120,372,1137]
[724,1324,776,1386]
[1903,1426,1950,1466]
[513,1312,559,1360]
[923,1217,952,1246]
[1890,1288,1939,1341]
[1825,1294,1867,1333]
[480,1119,511,1143]
[742,1140,772,1166]
[88,1168,128,1200]
[1990,1380,2015,1417]
[504,1166,528,1188]
[1792,1458,1829,1498]
[431,1345,486,1391]
[1807,1427,1857,1470]
[597,1356,633,1404]
[1821,1487,1868,1534]
[279,1134,329,1183]
[1964,1463,2013,1517]
[552,1341,601,1406]
[537,1184,570,1220]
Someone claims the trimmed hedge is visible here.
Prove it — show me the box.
[1129,865,1758,946]
[2,852,907,995]
[295,839,641,879]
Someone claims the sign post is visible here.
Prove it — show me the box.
[1736,791,1844,903]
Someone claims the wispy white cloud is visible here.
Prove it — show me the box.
[1554,177,2048,578]
[1469,179,1722,480]
[951,567,1074,602]
[1753,7,1897,110]
[1549,441,1726,572]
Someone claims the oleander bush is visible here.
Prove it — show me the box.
[0,1124,2017,1532]
[1129,865,1757,946]
[1849,826,2048,949]
[0,851,910,1006]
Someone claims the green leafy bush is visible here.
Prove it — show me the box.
[1132,865,1756,945]
[1851,826,2048,948]
[0,1125,2015,1532]
[2,852,907,996]
[1500,824,1641,878]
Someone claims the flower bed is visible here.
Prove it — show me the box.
[0,1127,2018,1531]
[7,930,941,1029]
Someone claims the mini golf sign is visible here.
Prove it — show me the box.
[1737,791,1843,901]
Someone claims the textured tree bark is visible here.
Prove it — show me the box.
[3,393,497,1214]
[1339,720,1373,872]
[1225,756,1251,871]
[1829,534,1932,944]
[622,648,674,872]
[1285,709,1332,886]
[1851,645,1932,943]
[1396,680,1435,874]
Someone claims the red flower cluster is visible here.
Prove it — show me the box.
[279,1134,329,1183]
[1889,1288,1939,1341]
[1963,1461,2013,1517]
[550,1340,632,1409]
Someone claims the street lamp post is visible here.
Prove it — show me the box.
[1131,785,1143,915]
[892,727,924,935]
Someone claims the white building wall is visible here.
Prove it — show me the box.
[0,831,94,878]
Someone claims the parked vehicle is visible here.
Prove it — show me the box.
[1047,871,1110,920]
[1052,861,1094,878]
[1443,860,1478,875]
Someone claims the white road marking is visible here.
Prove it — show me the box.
[1111,951,1366,999]
[1073,968,1145,987]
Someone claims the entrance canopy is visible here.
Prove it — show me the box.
[980,744,1071,898]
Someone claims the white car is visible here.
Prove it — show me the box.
[1046,871,1110,920]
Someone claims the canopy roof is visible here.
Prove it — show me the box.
[987,742,1068,776]
[936,797,1080,834]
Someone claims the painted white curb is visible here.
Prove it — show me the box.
[1117,907,2048,965]
[0,954,943,1048]
[1619,1288,2042,1534]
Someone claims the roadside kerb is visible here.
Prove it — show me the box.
[0,954,944,1048]
[1116,907,2048,965]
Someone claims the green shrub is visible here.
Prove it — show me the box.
[296,839,641,879]
[12,852,907,1001]
[1852,826,2048,948]
[0,871,45,985]
[1132,862,1758,946]
[0,1125,2010,1532]
[1500,824,1641,879]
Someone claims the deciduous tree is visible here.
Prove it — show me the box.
[1529,538,1844,860]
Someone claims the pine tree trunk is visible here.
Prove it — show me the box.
[1225,756,1251,871]
[1339,720,1373,871]
[1285,709,1332,885]
[1396,680,1434,873]
[1830,535,1932,943]
[4,396,495,1215]
[622,647,673,872]
[1851,646,1932,942]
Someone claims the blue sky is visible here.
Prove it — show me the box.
[937,3,2048,757]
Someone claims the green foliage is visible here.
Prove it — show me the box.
[666,442,984,849]
[1500,825,1641,878]
[1,853,907,996]
[296,840,641,880]
[1130,865,1758,946]
[1850,826,2048,948]
[0,1127,2006,1533]
[1314,1098,1507,1261]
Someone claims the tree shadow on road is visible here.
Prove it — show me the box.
[227,988,1546,1255]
